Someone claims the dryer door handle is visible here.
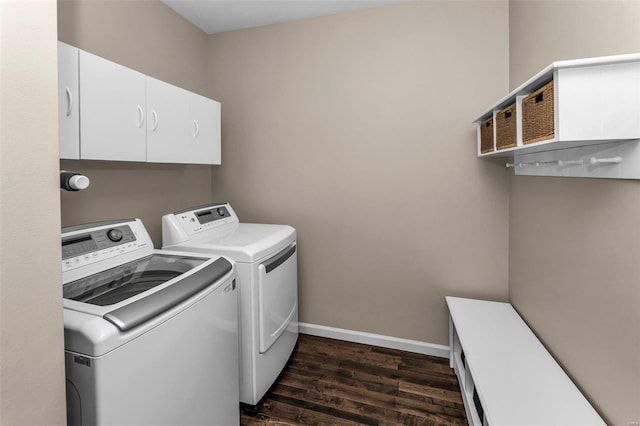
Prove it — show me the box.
[261,244,296,274]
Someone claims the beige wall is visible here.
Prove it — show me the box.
[0,1,66,424]
[3,0,635,424]
[509,0,640,90]
[58,0,208,95]
[509,1,640,424]
[207,1,511,345]
[58,0,213,245]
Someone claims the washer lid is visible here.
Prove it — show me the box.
[185,223,296,262]
[63,254,234,356]
[63,253,206,306]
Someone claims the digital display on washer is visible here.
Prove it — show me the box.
[62,235,98,259]
[62,235,93,247]
[63,254,207,306]
[62,235,92,246]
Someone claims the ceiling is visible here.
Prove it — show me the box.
[161,0,405,35]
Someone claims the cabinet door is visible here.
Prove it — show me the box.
[79,50,146,161]
[146,77,190,163]
[189,93,221,165]
[557,63,640,141]
[58,42,80,160]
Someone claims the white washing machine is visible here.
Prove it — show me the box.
[62,218,240,426]
[162,203,298,412]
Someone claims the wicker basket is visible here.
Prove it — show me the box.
[495,103,517,150]
[480,117,494,153]
[522,80,554,144]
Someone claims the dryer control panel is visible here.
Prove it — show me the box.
[194,206,230,224]
[166,203,240,237]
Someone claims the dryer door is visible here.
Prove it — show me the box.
[257,243,298,354]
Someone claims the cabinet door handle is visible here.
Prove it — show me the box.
[151,110,158,131]
[65,87,72,117]
[193,120,199,137]
[137,105,144,128]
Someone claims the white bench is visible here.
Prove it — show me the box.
[446,297,606,426]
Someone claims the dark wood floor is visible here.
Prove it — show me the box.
[241,334,467,425]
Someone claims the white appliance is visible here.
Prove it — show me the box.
[62,219,240,426]
[162,203,298,412]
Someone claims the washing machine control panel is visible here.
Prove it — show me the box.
[62,221,151,273]
[173,204,239,235]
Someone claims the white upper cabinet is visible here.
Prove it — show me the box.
[59,44,221,164]
[474,54,640,179]
[58,42,80,160]
[556,62,640,141]
[79,50,147,162]
[189,93,221,165]
[475,54,640,158]
[146,77,190,163]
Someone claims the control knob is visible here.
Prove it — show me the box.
[217,208,226,217]
[107,229,123,242]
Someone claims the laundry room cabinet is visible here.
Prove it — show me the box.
[58,42,80,160]
[57,42,221,165]
[146,77,190,163]
[189,93,221,165]
[146,78,221,164]
[79,50,147,162]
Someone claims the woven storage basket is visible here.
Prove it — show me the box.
[495,103,517,150]
[480,117,494,153]
[522,80,554,144]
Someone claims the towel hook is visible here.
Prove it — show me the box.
[590,156,622,165]
[557,159,584,166]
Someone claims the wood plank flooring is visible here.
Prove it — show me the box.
[241,334,467,425]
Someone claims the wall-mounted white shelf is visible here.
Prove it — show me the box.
[474,53,640,179]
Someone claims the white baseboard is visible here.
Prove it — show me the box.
[298,322,450,359]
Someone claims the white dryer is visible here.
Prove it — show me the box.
[162,203,298,412]
[62,219,240,426]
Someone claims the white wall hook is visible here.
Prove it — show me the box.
[557,159,584,166]
[589,156,622,165]
[507,161,549,169]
